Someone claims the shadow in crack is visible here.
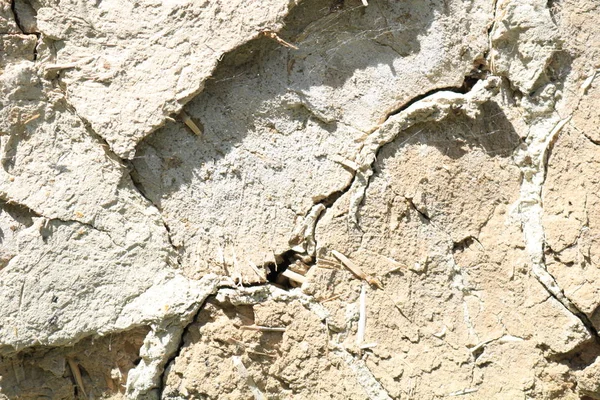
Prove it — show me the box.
[377,100,522,163]
[0,198,39,227]
[129,0,482,277]
[130,0,442,207]
[357,98,523,248]
[588,305,600,334]
[1,131,26,173]
[546,338,600,372]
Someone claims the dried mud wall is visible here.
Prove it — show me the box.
[1,0,600,399]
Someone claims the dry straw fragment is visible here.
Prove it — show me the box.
[356,284,367,347]
[67,358,87,398]
[180,110,202,136]
[331,250,383,289]
[232,356,266,400]
[240,324,286,332]
[261,31,299,50]
[281,268,307,284]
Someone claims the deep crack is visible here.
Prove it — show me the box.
[157,293,215,398]
[348,74,496,229]
[127,162,183,268]
[405,196,431,222]
[10,0,26,34]
[10,0,40,60]
[538,251,600,342]
[385,83,470,121]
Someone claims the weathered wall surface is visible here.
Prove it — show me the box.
[1,0,600,398]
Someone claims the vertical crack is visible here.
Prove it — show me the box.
[515,111,599,341]
[10,0,26,33]
[126,161,182,268]
[10,0,40,60]
[156,293,214,398]
[64,96,183,267]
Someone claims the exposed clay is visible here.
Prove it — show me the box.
[2,0,600,398]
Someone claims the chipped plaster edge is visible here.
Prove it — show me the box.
[348,77,501,225]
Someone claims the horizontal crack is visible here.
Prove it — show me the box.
[0,194,106,233]
[384,84,469,121]
[49,217,107,233]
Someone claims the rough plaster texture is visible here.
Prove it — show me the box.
[1,0,600,398]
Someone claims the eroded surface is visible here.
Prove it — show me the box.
[2,0,600,398]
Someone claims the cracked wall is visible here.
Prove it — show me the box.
[1,0,600,398]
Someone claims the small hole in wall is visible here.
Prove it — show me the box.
[461,76,480,92]
[472,346,485,361]
[452,236,476,253]
[265,250,313,289]
[265,250,295,287]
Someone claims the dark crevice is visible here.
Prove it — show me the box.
[10,0,26,34]
[472,346,485,361]
[583,133,600,147]
[314,186,347,208]
[127,161,183,268]
[11,0,40,60]
[386,83,469,120]
[32,36,39,61]
[405,197,430,221]
[159,217,180,260]
[546,248,574,266]
[462,73,485,92]
[548,336,600,371]
[157,294,216,398]
[0,197,41,225]
[260,168,356,288]
[452,236,483,253]
[265,249,312,288]
[538,251,600,350]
